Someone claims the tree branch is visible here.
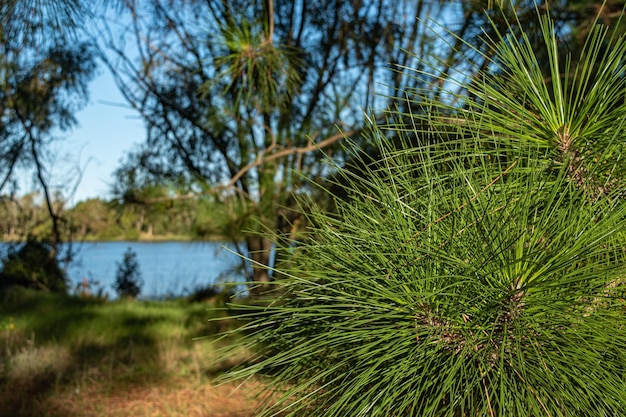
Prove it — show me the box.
[141,128,358,203]
[224,128,356,191]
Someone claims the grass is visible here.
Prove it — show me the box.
[0,288,264,417]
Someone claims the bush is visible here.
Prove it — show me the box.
[219,10,626,417]
[123,228,140,241]
[0,241,67,293]
[184,283,235,307]
[113,247,143,298]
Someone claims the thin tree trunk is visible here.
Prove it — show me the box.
[246,235,273,296]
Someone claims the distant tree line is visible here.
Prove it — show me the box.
[0,190,237,242]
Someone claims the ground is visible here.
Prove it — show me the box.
[46,378,266,417]
[0,290,273,417]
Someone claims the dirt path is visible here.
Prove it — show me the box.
[46,379,269,417]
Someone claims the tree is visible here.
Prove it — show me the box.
[0,191,67,241]
[110,165,195,238]
[0,240,68,292]
[94,0,467,294]
[219,6,626,416]
[67,198,119,238]
[0,0,97,254]
[113,247,143,298]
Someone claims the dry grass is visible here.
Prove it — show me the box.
[0,290,267,417]
[0,334,266,417]
[46,377,269,417]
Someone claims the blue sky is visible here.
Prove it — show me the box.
[56,69,145,205]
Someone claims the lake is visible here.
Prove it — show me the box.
[0,241,244,299]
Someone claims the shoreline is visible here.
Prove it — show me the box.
[1,233,228,244]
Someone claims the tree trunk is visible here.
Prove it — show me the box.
[246,235,273,296]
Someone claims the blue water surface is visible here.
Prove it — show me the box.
[0,241,243,299]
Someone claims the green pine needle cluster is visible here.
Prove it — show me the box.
[217,6,626,417]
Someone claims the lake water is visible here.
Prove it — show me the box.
[0,241,244,299]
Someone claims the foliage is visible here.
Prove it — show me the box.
[0,191,240,242]
[0,0,97,250]
[219,6,626,417]
[209,10,303,112]
[185,283,234,306]
[0,240,67,293]
[113,247,143,298]
[0,192,62,241]
[434,3,626,197]
[95,0,626,292]
[94,0,457,290]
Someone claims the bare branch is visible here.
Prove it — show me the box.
[140,128,358,204]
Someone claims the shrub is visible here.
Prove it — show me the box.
[186,283,235,305]
[113,247,143,298]
[0,241,67,293]
[219,9,626,417]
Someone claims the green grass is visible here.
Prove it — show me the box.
[1,287,230,345]
[0,288,252,417]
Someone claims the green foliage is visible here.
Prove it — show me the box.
[219,7,626,417]
[2,187,242,243]
[209,14,303,112]
[113,247,143,299]
[96,0,454,287]
[457,7,626,196]
[67,198,116,238]
[0,0,96,247]
[0,241,67,293]
[122,227,141,241]
[185,283,234,306]
[0,192,57,241]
